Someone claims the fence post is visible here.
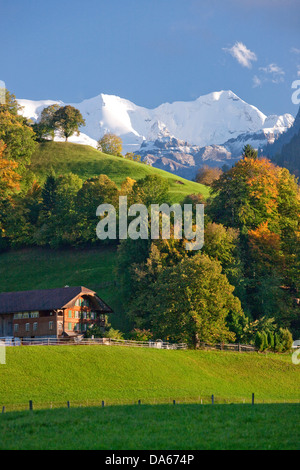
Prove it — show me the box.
[102,400,105,408]
[173,400,176,405]
[211,394,214,405]
[2,406,5,414]
[67,401,70,409]
[252,393,255,406]
[138,400,141,405]
[29,400,33,411]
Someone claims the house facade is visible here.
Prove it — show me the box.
[0,286,112,339]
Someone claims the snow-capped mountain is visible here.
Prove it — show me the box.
[17,90,295,179]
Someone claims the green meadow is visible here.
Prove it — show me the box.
[0,346,299,408]
[29,141,210,203]
[0,404,299,450]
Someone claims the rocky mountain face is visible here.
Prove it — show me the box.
[263,106,300,158]
[265,106,300,176]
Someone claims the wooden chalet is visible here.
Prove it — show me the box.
[0,286,112,339]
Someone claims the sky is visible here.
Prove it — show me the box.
[1,0,300,116]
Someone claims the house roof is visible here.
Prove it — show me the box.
[0,286,113,314]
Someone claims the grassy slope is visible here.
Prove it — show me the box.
[0,404,299,450]
[0,346,299,408]
[29,141,210,203]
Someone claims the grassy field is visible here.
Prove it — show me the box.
[0,404,299,450]
[29,141,210,203]
[0,346,299,409]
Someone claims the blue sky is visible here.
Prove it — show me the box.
[1,0,300,116]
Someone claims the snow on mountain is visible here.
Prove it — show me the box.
[17,91,294,179]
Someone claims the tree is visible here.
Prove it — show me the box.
[279,328,293,352]
[243,144,258,160]
[0,141,21,199]
[128,252,243,348]
[76,174,119,243]
[0,90,23,116]
[209,153,281,233]
[0,110,36,169]
[129,329,153,341]
[208,147,300,335]
[52,105,85,141]
[37,104,61,140]
[41,173,58,219]
[196,165,223,185]
[97,133,123,156]
[120,177,136,196]
[202,222,241,280]
[124,152,142,162]
[131,174,170,207]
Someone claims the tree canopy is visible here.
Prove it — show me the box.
[97,133,123,156]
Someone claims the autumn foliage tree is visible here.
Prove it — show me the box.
[0,140,21,244]
[196,165,223,185]
[0,99,36,169]
[97,133,123,156]
[0,141,20,198]
[208,146,300,333]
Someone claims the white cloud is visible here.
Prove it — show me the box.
[291,47,300,54]
[259,63,285,75]
[257,63,285,84]
[223,42,257,68]
[252,75,262,88]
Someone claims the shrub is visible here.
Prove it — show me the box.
[255,332,264,352]
[129,329,153,342]
[261,332,269,351]
[105,328,124,340]
[267,331,275,350]
[279,328,293,352]
[274,333,283,352]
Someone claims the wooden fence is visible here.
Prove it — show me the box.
[1,337,257,351]
[2,337,188,350]
[199,342,257,352]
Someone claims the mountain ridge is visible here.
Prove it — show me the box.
[18,90,295,179]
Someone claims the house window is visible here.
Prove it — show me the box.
[30,312,39,318]
[25,323,30,332]
[14,324,19,333]
[68,310,72,318]
[68,323,72,331]
[23,313,29,319]
[75,311,79,319]
[49,321,54,331]
[33,322,38,332]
